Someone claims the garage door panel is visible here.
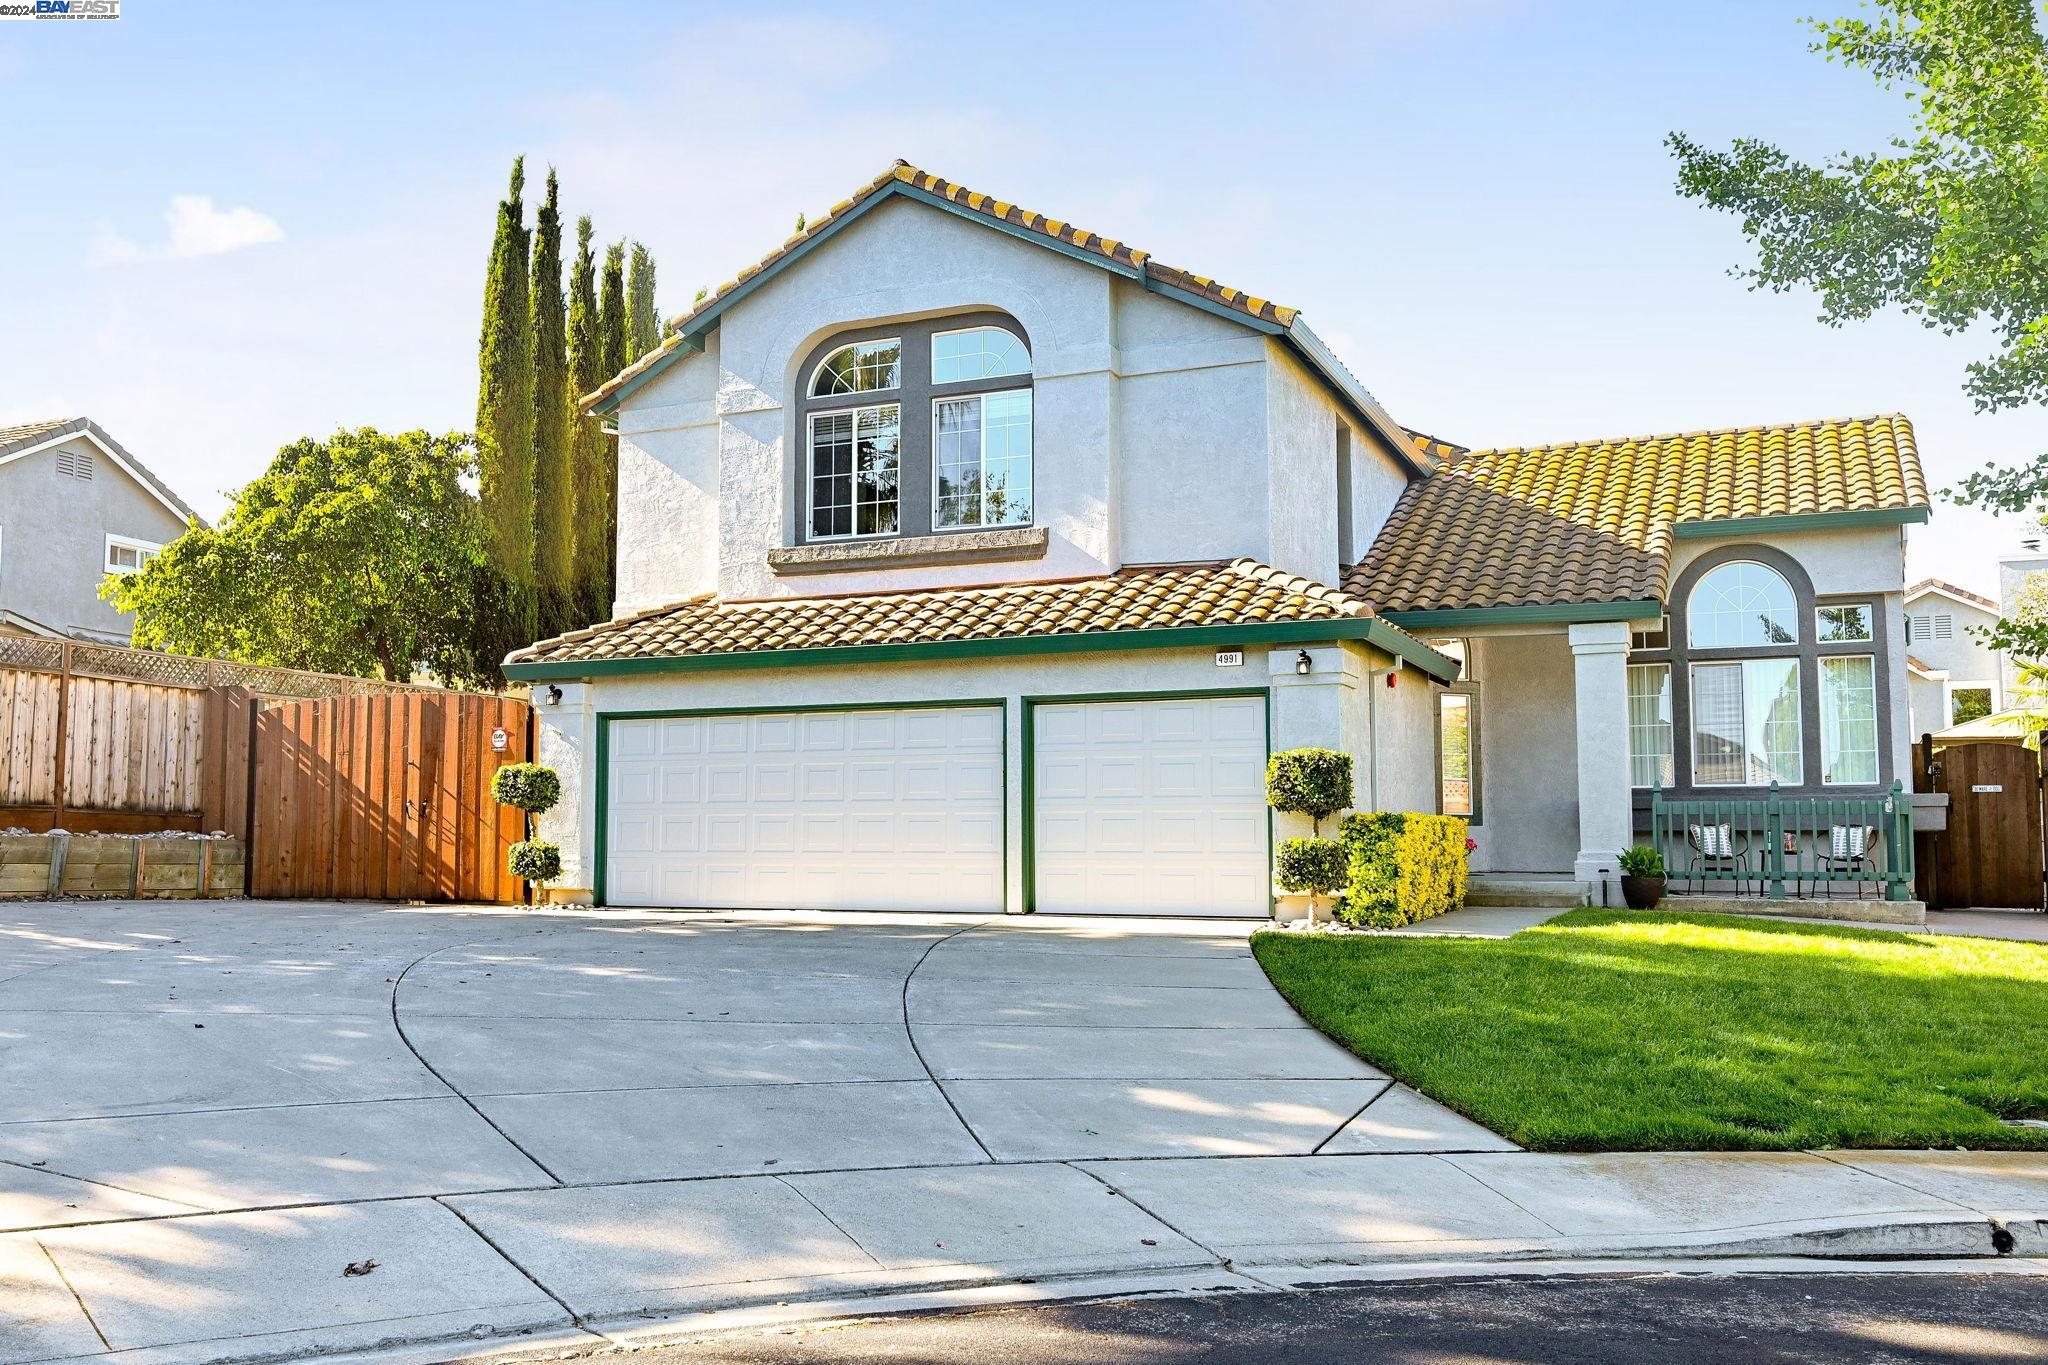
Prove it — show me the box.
[607,703,1004,911]
[1033,695,1267,918]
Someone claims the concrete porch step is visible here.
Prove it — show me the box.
[1465,875,1586,909]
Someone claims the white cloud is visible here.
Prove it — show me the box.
[92,195,285,264]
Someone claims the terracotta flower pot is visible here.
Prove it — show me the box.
[1621,874,1666,910]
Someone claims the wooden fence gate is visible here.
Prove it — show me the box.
[1924,739,2044,910]
[250,692,532,902]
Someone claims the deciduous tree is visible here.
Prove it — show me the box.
[102,429,490,686]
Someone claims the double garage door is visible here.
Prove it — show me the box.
[605,695,1267,917]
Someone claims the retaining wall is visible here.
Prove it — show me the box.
[0,833,246,900]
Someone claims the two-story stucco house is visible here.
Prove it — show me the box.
[506,163,1931,915]
[0,418,200,643]
[1902,579,2004,736]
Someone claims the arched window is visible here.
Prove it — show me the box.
[1687,561,1797,648]
[796,313,1033,542]
[810,339,901,397]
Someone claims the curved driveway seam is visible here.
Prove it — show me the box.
[900,919,1000,1163]
[389,936,571,1187]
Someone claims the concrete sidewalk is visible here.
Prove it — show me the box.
[5,1148,2045,1363]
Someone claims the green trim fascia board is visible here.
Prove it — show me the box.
[588,332,707,415]
[509,615,1462,686]
[593,697,1009,910]
[894,184,1145,281]
[1670,508,1929,539]
[1282,320,1433,478]
[1020,686,1270,915]
[1381,599,1666,629]
[1141,278,1286,335]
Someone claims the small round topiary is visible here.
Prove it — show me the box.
[1265,748,1354,833]
[1276,836,1349,896]
[492,763,562,815]
[507,839,563,885]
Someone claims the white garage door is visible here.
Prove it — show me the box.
[1032,694,1268,917]
[606,706,1004,912]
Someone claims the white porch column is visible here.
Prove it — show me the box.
[1568,621,1632,904]
[1267,643,1366,839]
[529,682,598,905]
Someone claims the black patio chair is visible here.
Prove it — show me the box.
[1686,822,1751,896]
[1815,825,1880,900]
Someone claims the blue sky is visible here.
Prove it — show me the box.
[4,0,2042,596]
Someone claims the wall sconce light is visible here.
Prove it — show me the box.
[1295,650,1312,675]
[544,685,563,706]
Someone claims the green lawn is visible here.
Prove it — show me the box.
[1252,911,2048,1152]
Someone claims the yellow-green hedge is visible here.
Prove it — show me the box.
[1337,812,1470,928]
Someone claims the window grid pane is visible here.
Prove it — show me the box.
[1816,604,1873,643]
[1688,562,1798,647]
[1820,655,1878,785]
[1627,663,1673,788]
[809,412,854,538]
[812,340,902,396]
[1691,659,1805,786]
[932,326,1029,385]
[854,405,900,536]
[932,389,1033,530]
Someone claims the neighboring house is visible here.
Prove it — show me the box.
[505,162,1931,913]
[0,418,200,643]
[1902,578,2003,737]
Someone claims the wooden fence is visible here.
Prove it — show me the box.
[0,636,442,835]
[250,693,532,902]
[0,640,528,906]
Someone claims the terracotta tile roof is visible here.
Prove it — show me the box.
[0,419,71,450]
[508,558,1411,668]
[583,161,1300,413]
[1402,427,1469,462]
[1346,413,1929,614]
[1906,654,1941,676]
[1906,578,1999,612]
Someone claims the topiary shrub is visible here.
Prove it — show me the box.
[1265,748,1354,835]
[1336,812,1470,928]
[491,762,561,816]
[507,839,563,888]
[1276,836,1349,917]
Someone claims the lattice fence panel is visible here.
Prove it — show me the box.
[0,638,65,674]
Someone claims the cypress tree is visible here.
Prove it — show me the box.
[476,156,535,649]
[625,242,660,364]
[529,168,573,638]
[585,240,629,621]
[567,218,613,626]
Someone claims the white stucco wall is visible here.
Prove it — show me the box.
[1461,630,1580,873]
[532,637,1404,911]
[604,195,1418,615]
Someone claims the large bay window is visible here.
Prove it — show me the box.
[1632,550,1892,793]
[795,316,1034,545]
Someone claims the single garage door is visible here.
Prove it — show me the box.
[605,706,1004,911]
[1032,694,1268,917]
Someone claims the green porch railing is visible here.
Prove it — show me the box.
[1647,780,1914,903]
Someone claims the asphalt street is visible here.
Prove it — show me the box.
[624,1272,2048,1364]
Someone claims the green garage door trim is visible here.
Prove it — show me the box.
[594,698,1008,909]
[1021,687,1272,916]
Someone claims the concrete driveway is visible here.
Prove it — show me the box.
[7,901,2042,1364]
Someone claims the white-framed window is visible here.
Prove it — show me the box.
[1690,657,1803,786]
[933,389,1033,529]
[1688,561,1798,648]
[931,325,1029,385]
[1437,690,1477,821]
[1627,662,1674,787]
[809,338,902,397]
[1820,654,1879,785]
[1816,603,1874,643]
[104,533,163,575]
[807,404,900,539]
[1947,681,1996,726]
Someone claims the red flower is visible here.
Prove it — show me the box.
[1464,837,1478,853]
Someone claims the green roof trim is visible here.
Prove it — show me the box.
[1381,599,1666,630]
[506,614,1460,686]
[1670,507,1928,539]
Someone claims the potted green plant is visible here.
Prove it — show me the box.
[1618,844,1667,910]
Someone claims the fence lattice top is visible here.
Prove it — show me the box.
[0,635,445,699]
